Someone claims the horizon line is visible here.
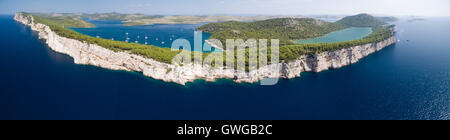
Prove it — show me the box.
[4,12,450,18]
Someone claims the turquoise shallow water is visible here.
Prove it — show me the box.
[70,20,216,52]
[296,27,372,44]
[0,15,449,120]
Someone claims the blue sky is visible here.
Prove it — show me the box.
[1,0,449,16]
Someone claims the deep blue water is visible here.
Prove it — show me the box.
[70,20,215,52]
[0,15,449,120]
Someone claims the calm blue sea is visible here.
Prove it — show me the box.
[0,15,448,120]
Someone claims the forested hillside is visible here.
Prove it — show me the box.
[197,18,347,46]
[336,13,387,27]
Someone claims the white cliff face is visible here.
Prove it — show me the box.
[14,13,396,85]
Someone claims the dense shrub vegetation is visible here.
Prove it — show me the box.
[378,16,399,22]
[197,18,347,46]
[337,13,387,27]
[31,13,95,28]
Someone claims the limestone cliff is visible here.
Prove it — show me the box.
[14,13,396,85]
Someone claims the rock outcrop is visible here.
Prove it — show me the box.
[14,13,396,85]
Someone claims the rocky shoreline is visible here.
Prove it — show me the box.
[14,13,396,85]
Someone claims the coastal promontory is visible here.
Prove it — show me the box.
[14,12,396,85]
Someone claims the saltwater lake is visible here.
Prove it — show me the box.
[296,27,372,44]
[0,15,448,120]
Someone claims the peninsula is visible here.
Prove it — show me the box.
[14,12,396,85]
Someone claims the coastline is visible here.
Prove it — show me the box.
[14,13,397,85]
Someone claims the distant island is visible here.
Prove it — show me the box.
[31,12,396,26]
[32,12,290,26]
[407,16,427,22]
[14,12,396,85]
